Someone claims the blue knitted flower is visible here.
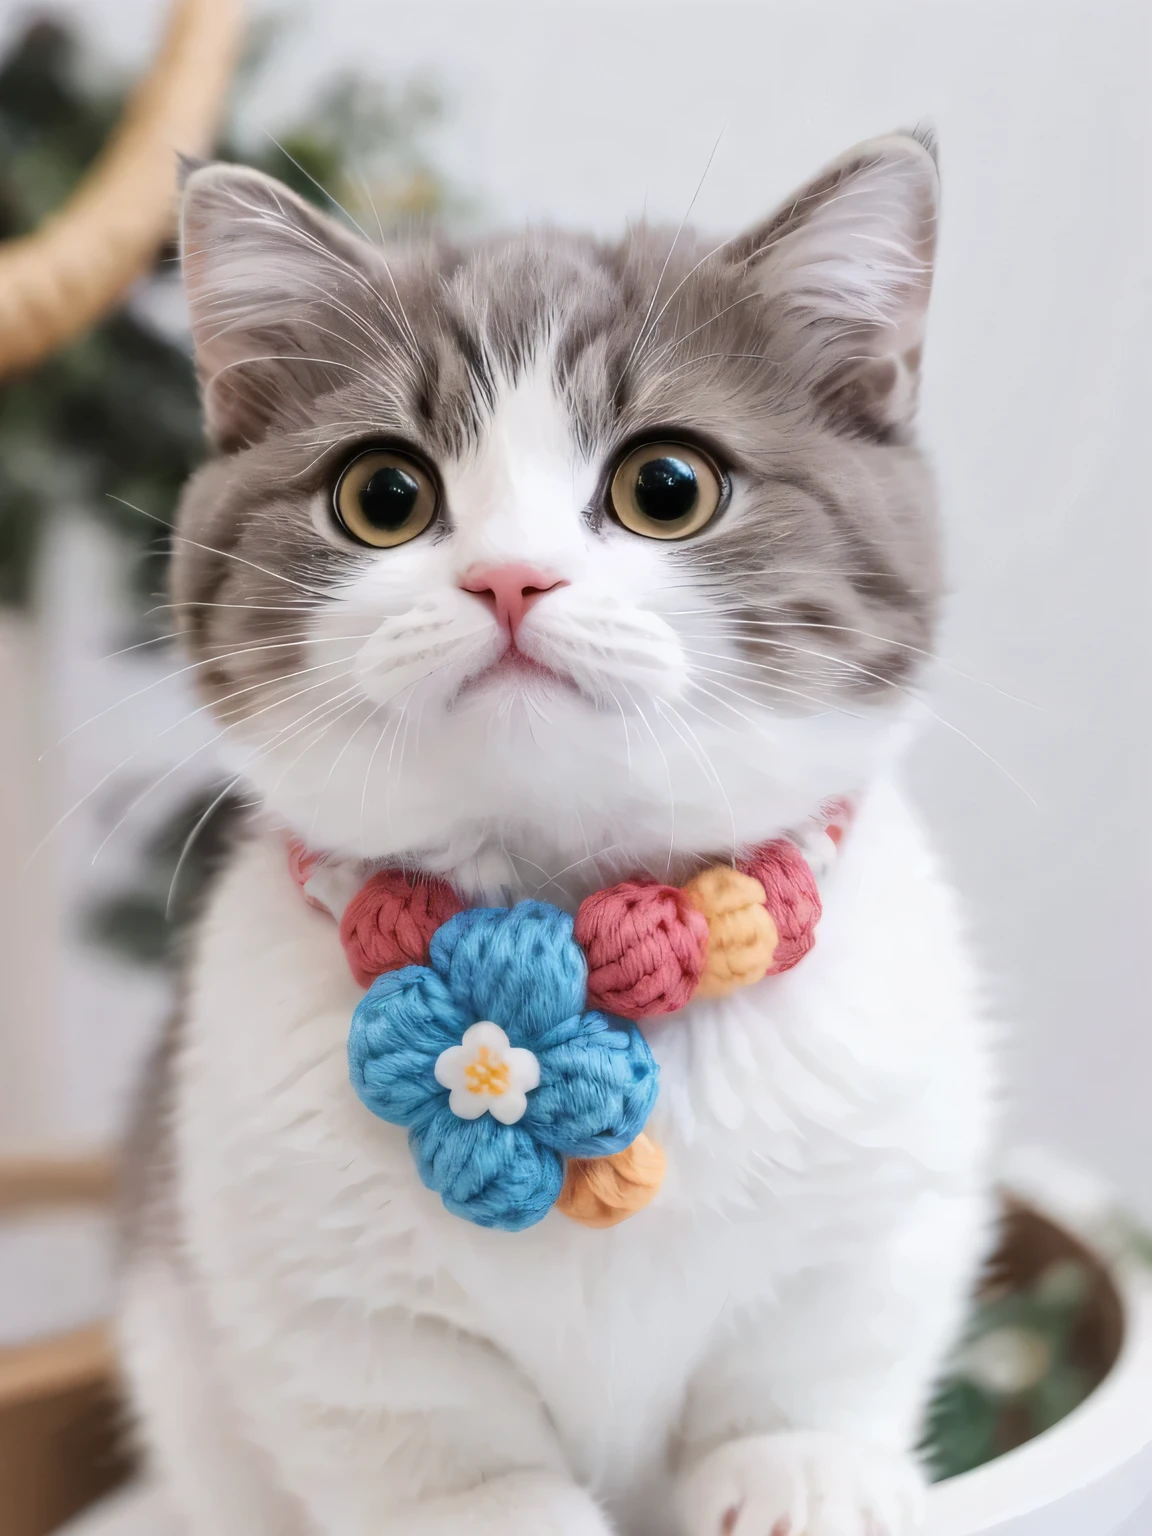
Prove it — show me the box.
[348,900,659,1232]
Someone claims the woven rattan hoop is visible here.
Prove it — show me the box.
[0,0,243,378]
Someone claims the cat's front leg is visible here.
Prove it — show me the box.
[126,1248,611,1536]
[673,1189,990,1536]
[676,1433,925,1536]
[233,1305,614,1536]
[279,1464,611,1536]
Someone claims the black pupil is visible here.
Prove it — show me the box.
[359,464,421,530]
[634,456,698,522]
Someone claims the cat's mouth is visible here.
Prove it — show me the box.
[457,644,580,701]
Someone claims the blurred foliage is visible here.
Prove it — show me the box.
[82,786,247,965]
[925,1257,1097,1480]
[0,14,452,609]
[270,71,453,228]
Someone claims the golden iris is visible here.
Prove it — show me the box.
[334,450,437,548]
[609,442,723,540]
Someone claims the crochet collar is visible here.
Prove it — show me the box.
[288,799,851,1010]
[286,799,852,1234]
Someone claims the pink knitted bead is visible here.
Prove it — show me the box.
[739,839,821,974]
[575,881,709,1020]
[339,870,462,989]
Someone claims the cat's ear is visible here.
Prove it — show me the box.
[733,131,939,435]
[180,162,376,450]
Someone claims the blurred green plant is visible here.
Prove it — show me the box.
[0,15,452,610]
[925,1257,1097,1480]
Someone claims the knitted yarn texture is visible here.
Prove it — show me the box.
[348,902,660,1231]
[290,800,850,1233]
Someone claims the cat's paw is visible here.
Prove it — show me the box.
[675,1432,926,1536]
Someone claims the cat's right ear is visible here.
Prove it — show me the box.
[180,163,375,451]
[730,132,940,437]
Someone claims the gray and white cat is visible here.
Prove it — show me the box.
[120,131,996,1536]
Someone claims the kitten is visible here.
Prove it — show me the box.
[119,131,996,1536]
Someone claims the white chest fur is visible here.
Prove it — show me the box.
[169,780,994,1518]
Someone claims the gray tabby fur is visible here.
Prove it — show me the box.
[172,131,941,726]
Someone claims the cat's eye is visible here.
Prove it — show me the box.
[608,441,725,540]
[333,449,438,548]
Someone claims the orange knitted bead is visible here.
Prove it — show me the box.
[556,1134,666,1228]
[682,867,778,998]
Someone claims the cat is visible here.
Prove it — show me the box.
[118,129,996,1536]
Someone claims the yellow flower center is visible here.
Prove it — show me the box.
[464,1044,510,1096]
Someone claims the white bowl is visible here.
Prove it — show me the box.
[925,1262,1152,1533]
[924,1149,1152,1535]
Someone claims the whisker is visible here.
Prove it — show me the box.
[696,614,1042,710]
[383,696,412,839]
[740,638,1040,806]
[46,632,370,755]
[164,773,246,919]
[151,599,320,617]
[260,687,365,795]
[307,692,384,842]
[88,667,362,867]
[656,351,777,384]
[606,687,634,777]
[620,125,727,381]
[100,631,185,660]
[175,685,372,914]
[357,702,393,845]
[527,843,629,900]
[621,683,676,876]
[25,652,357,875]
[654,698,737,860]
[647,291,763,367]
[244,152,427,374]
[107,494,333,599]
[686,657,862,718]
[682,677,764,730]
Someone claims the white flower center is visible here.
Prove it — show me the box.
[434,1022,541,1126]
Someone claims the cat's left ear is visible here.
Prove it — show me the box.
[180,161,384,451]
[733,131,939,435]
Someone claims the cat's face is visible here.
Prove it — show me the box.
[174,134,941,895]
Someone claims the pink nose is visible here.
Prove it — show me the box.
[459,563,567,637]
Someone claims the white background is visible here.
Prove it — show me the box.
[5,0,1143,1204]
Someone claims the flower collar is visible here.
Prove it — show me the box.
[288,801,851,1234]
